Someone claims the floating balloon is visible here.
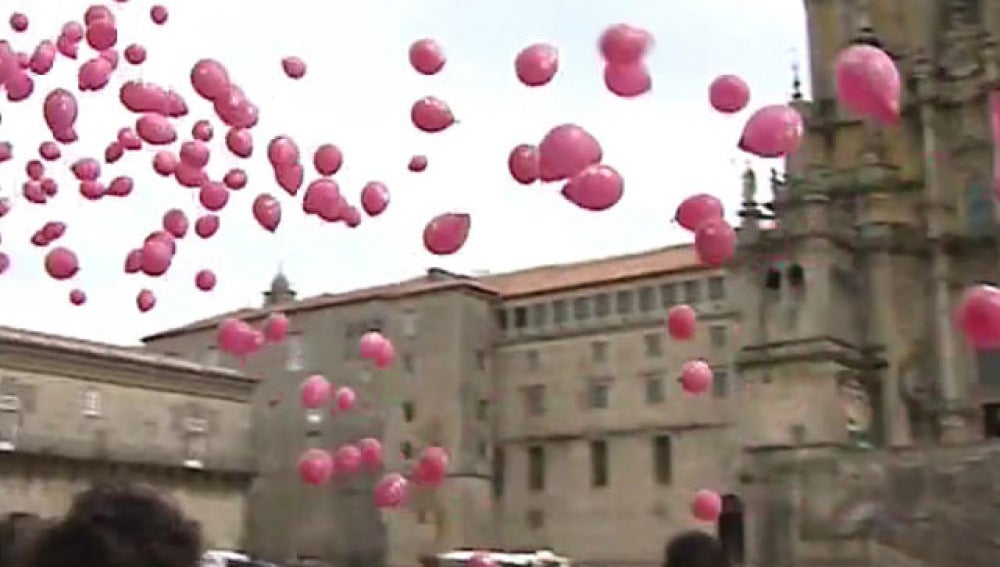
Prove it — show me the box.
[411,97,455,133]
[195,269,216,291]
[508,144,539,185]
[604,63,651,97]
[140,239,173,276]
[709,74,750,113]
[333,387,356,412]
[195,214,220,238]
[136,113,177,145]
[282,56,306,79]
[360,182,389,217]
[738,104,803,158]
[675,194,724,231]
[423,213,470,255]
[298,449,333,486]
[357,438,384,472]
[599,24,652,65]
[412,446,449,486]
[373,473,408,508]
[150,5,168,25]
[136,289,156,312]
[834,44,900,125]
[45,247,78,280]
[162,209,189,238]
[667,305,697,340]
[515,44,559,87]
[313,144,343,176]
[681,359,713,395]
[43,89,78,134]
[9,13,27,32]
[955,284,1000,349]
[538,124,602,182]
[694,219,736,267]
[217,318,263,358]
[123,43,146,65]
[409,39,445,75]
[408,155,428,172]
[226,128,253,158]
[198,181,229,211]
[191,59,230,101]
[223,168,247,190]
[253,194,281,232]
[301,375,332,409]
[69,289,86,306]
[333,444,362,475]
[263,313,289,342]
[561,164,623,211]
[691,489,722,522]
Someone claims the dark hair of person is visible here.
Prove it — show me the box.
[663,531,729,567]
[23,482,203,567]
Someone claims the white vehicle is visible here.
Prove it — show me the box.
[200,550,260,567]
[430,549,571,567]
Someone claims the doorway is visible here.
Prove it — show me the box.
[717,494,745,565]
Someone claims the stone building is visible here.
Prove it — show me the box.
[141,1,1000,567]
[0,325,257,550]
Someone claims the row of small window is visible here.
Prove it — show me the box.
[0,389,103,418]
[521,328,729,370]
[492,435,675,495]
[399,397,491,424]
[520,370,730,415]
[496,277,726,331]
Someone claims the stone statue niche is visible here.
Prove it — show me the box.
[896,337,941,444]
[837,371,877,450]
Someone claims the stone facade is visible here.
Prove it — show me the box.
[0,326,256,550]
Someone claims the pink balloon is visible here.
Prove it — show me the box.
[84,6,114,25]
[298,449,333,486]
[508,144,539,184]
[24,181,47,204]
[195,269,216,291]
[411,97,455,133]
[180,140,210,168]
[359,331,388,360]
[9,13,27,32]
[162,209,189,238]
[136,289,156,312]
[301,375,332,409]
[78,57,112,91]
[604,62,651,97]
[0,198,11,217]
[835,44,900,125]
[333,444,362,475]
[40,178,58,197]
[253,194,281,232]
[56,35,78,59]
[694,219,735,267]
[213,87,258,128]
[955,284,1000,349]
[681,359,713,395]
[0,252,9,275]
[281,56,306,79]
[199,181,229,211]
[103,176,129,197]
[41,221,66,242]
[561,164,623,211]
[123,43,146,65]
[357,438,383,472]
[333,387,356,411]
[267,136,299,166]
[26,160,44,180]
[117,127,142,150]
[6,71,34,101]
[409,39,445,75]
[0,143,11,163]
[191,120,213,141]
[226,128,253,157]
[145,230,176,255]
[195,214,219,238]
[303,179,342,218]
[152,151,178,175]
[136,113,177,145]
[468,554,497,567]
[515,43,559,87]
[263,312,289,342]
[29,41,56,74]
[123,249,142,273]
[38,142,60,161]
[119,81,167,113]
[140,240,173,276]
[176,164,206,189]
[360,182,389,217]
[85,18,117,51]
[423,213,470,255]
[275,164,303,196]
[373,473,409,508]
[675,194,724,231]
[709,74,750,113]
[217,318,263,357]
[738,104,803,158]
[599,24,652,65]
[77,180,103,200]
[45,246,80,280]
[69,289,86,306]
[71,158,100,181]
[313,144,342,175]
[100,49,119,70]
[412,446,449,486]
[150,5,168,25]
[105,142,123,163]
[666,305,697,340]
[538,124,602,182]
[408,155,428,172]
[190,59,230,101]
[691,489,723,522]
[223,169,247,190]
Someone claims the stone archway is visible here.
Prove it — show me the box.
[717,494,745,565]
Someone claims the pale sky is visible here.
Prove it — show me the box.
[0,1,809,344]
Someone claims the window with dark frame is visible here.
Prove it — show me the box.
[594,293,611,317]
[653,435,673,484]
[587,380,610,409]
[492,446,505,497]
[573,297,591,320]
[713,370,729,398]
[526,349,540,371]
[495,309,508,330]
[708,276,726,301]
[522,385,546,416]
[646,376,665,403]
[402,401,415,422]
[514,307,527,329]
[591,340,608,363]
[552,300,567,324]
[710,325,728,348]
[590,439,609,487]
[531,303,548,327]
[528,445,545,491]
[644,333,663,357]
[660,283,678,307]
[638,286,656,311]
[683,280,701,303]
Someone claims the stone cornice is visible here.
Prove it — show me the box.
[0,342,256,402]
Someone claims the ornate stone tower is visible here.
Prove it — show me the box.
[733,1,1000,565]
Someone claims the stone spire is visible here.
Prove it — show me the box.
[263,270,296,306]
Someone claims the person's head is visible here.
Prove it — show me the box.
[23,482,203,567]
[663,531,728,567]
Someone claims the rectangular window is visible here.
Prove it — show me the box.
[552,300,567,324]
[184,433,208,469]
[573,297,591,320]
[660,283,678,307]
[615,290,634,314]
[402,310,418,337]
[590,440,609,488]
[495,309,508,330]
[588,380,610,409]
[82,389,102,417]
[526,349,540,371]
[591,340,608,363]
[646,376,664,403]
[492,446,505,497]
[643,333,663,357]
[0,396,20,452]
[286,334,305,371]
[710,325,728,348]
[594,293,611,317]
[475,350,487,370]
[402,401,415,422]
[522,385,546,416]
[708,276,726,301]
[528,445,545,491]
[531,303,548,327]
[653,435,673,484]
[713,370,729,398]
[638,286,656,311]
[514,307,528,329]
[477,399,489,420]
[683,280,701,303]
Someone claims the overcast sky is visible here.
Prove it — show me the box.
[0,1,808,344]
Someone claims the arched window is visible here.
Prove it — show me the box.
[965,177,994,237]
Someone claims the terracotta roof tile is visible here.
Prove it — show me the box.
[143,243,708,341]
[0,325,252,381]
